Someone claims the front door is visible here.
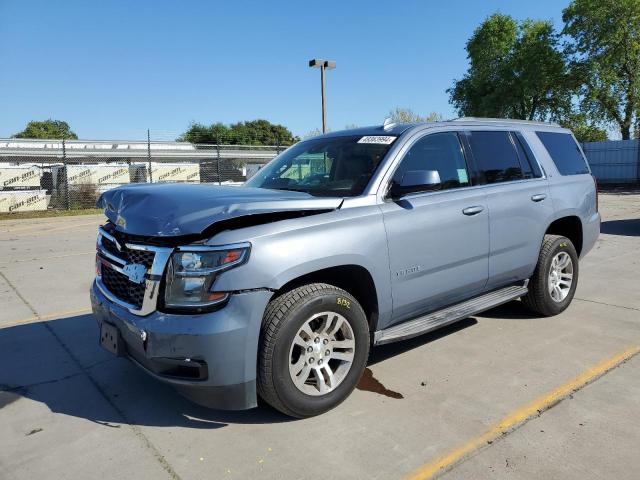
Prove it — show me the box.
[380,131,489,325]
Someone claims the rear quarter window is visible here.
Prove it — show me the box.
[536,131,589,175]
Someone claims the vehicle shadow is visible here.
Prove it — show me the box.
[601,219,640,237]
[0,309,497,427]
[0,315,291,429]
[477,300,542,320]
[368,317,478,366]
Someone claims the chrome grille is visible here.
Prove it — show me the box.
[127,249,155,269]
[95,227,173,316]
[101,266,146,309]
[101,235,120,258]
[101,234,155,269]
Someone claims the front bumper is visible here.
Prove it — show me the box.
[91,280,273,410]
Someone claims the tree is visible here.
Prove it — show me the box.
[563,0,640,140]
[449,14,573,121]
[178,119,297,145]
[387,108,443,123]
[560,114,609,142]
[12,119,78,139]
[302,127,326,139]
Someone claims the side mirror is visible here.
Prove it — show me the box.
[388,170,441,200]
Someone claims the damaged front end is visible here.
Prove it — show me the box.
[92,182,347,409]
[94,183,342,316]
[96,182,342,238]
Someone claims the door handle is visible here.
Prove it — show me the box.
[462,206,484,216]
[531,194,547,202]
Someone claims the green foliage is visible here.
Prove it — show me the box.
[560,114,609,142]
[387,108,443,123]
[178,119,298,145]
[563,0,640,140]
[449,14,573,121]
[302,127,326,139]
[12,119,78,139]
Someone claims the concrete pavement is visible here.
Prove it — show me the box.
[0,194,638,480]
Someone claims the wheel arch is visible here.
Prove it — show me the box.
[271,264,380,335]
[545,215,583,256]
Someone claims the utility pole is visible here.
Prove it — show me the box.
[309,59,336,133]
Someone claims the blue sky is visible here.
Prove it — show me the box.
[0,0,568,140]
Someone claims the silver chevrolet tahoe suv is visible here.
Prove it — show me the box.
[91,118,600,418]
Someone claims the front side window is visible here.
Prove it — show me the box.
[467,131,523,184]
[245,135,393,197]
[536,131,589,175]
[392,132,470,190]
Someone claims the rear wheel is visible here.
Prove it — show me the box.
[258,283,369,418]
[522,234,579,316]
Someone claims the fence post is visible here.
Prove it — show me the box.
[216,133,221,186]
[147,129,153,183]
[62,137,70,210]
[276,133,281,155]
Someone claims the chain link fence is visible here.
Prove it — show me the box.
[3,135,638,214]
[0,136,292,213]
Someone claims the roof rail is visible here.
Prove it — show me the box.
[451,117,560,127]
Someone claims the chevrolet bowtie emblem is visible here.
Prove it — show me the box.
[122,263,147,284]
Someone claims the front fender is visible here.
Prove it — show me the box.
[210,205,393,325]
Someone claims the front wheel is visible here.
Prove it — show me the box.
[257,283,370,418]
[522,234,579,316]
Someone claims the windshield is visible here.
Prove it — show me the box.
[245,135,395,197]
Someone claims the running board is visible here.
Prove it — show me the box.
[374,282,529,345]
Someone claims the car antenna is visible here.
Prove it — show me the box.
[382,117,396,131]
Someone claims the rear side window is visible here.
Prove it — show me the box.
[467,131,523,184]
[536,131,589,175]
[513,132,543,179]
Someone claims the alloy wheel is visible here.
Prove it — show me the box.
[288,311,356,396]
[548,251,573,302]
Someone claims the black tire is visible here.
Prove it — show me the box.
[257,283,370,418]
[522,234,579,316]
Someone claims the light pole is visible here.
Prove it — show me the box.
[309,59,336,133]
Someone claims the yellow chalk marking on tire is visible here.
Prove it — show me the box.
[405,345,640,480]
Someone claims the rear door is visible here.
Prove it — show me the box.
[380,131,489,324]
[463,130,554,290]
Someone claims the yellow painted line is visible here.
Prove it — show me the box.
[1,308,93,329]
[405,345,640,480]
[0,251,94,265]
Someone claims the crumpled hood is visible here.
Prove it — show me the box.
[97,183,343,237]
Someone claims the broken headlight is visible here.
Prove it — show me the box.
[164,243,250,311]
